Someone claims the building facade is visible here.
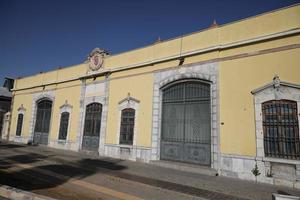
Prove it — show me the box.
[0,78,14,139]
[9,5,300,188]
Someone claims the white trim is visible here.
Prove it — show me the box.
[116,95,140,146]
[252,76,300,162]
[79,96,106,152]
[15,104,26,137]
[79,28,300,80]
[17,104,26,115]
[29,91,55,144]
[151,62,219,169]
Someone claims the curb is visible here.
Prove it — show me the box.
[0,185,56,200]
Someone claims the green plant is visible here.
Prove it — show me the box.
[251,163,261,182]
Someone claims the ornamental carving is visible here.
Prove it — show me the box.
[87,48,109,71]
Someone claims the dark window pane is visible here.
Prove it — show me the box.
[83,103,102,137]
[59,112,69,140]
[262,100,299,159]
[16,113,23,136]
[119,108,135,145]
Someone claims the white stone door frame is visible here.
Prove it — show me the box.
[77,77,110,155]
[151,62,220,169]
[29,91,55,144]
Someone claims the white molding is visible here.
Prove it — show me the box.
[16,104,26,136]
[79,95,106,152]
[151,62,220,169]
[116,94,140,146]
[29,91,55,143]
[252,76,300,163]
[17,104,26,115]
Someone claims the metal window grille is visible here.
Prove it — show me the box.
[58,112,69,140]
[262,100,300,160]
[16,113,23,136]
[119,108,135,145]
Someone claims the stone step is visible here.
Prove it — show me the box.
[150,160,218,176]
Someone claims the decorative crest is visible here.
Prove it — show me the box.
[127,92,131,102]
[60,100,73,110]
[273,74,280,90]
[87,48,109,71]
[17,104,26,113]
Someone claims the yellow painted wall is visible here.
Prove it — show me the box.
[10,92,33,138]
[10,80,82,142]
[219,48,300,156]
[48,81,82,141]
[106,73,154,147]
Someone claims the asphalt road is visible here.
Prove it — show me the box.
[1,142,300,200]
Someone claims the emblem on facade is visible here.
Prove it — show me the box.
[87,48,109,71]
[273,74,281,90]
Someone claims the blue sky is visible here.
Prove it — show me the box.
[0,0,299,84]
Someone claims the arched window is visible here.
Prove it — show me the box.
[16,113,24,136]
[58,112,70,140]
[262,100,300,159]
[119,108,135,145]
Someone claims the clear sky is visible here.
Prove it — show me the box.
[0,0,299,84]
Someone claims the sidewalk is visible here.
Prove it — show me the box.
[1,141,300,200]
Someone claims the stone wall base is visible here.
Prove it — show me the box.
[103,144,151,162]
[221,154,300,189]
[48,140,78,151]
[10,136,29,144]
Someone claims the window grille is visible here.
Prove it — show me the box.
[16,113,23,136]
[58,112,69,140]
[119,108,135,145]
[262,100,300,160]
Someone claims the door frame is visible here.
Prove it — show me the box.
[32,97,54,145]
[30,91,55,145]
[81,102,103,151]
[79,96,106,152]
[151,65,220,169]
[160,79,212,165]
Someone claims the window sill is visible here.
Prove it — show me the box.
[57,139,67,144]
[119,144,133,148]
[263,157,300,165]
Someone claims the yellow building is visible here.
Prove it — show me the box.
[9,4,300,187]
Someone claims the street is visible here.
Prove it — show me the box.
[0,142,300,200]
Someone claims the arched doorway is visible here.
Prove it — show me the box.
[160,80,211,165]
[33,99,52,145]
[82,103,102,151]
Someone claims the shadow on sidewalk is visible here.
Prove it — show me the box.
[0,146,127,192]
